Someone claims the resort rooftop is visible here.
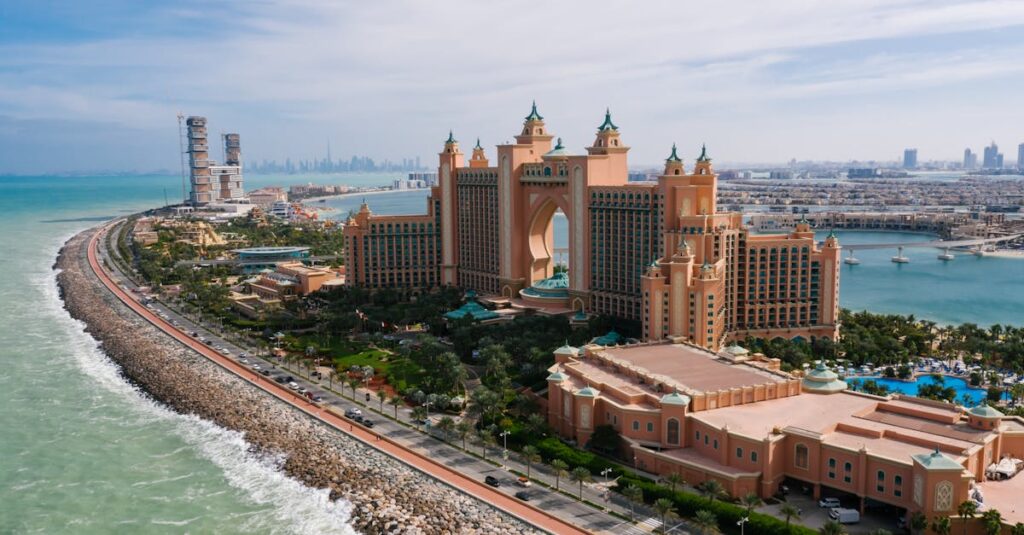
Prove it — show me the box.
[595,343,789,395]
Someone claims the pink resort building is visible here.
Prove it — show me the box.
[344,104,841,350]
[546,341,1024,522]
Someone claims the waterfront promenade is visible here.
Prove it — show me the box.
[85,221,627,535]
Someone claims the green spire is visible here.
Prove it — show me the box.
[525,100,543,121]
[827,228,838,239]
[446,130,456,144]
[697,143,710,162]
[554,137,564,150]
[474,137,482,150]
[666,143,682,163]
[597,108,618,131]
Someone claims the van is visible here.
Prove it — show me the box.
[828,508,860,524]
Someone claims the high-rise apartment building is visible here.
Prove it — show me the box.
[963,148,978,170]
[186,116,244,205]
[983,141,1003,169]
[344,105,841,350]
[903,148,917,169]
[1018,143,1024,170]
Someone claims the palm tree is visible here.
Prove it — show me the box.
[411,406,427,431]
[436,416,455,443]
[480,430,497,461]
[550,459,569,491]
[622,484,644,521]
[664,472,685,494]
[740,492,762,516]
[910,512,928,535]
[346,377,360,400]
[981,509,1003,535]
[388,395,402,418]
[456,420,472,451]
[693,509,719,535]
[958,500,978,535]
[570,467,591,500]
[1011,522,1024,535]
[698,479,726,503]
[653,498,675,534]
[521,445,540,478]
[779,503,801,531]
[932,516,952,535]
[819,520,847,535]
[377,390,386,412]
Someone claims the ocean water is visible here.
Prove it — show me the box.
[0,174,372,534]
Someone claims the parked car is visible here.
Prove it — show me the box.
[239,358,249,364]
[274,376,286,383]
[484,476,500,487]
[260,370,270,377]
[283,376,295,383]
[311,394,323,403]
[288,382,299,390]
[818,497,841,509]
[361,419,374,428]
[828,508,860,524]
[514,491,531,501]
[345,408,363,419]
[516,477,531,487]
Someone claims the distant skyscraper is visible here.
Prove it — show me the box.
[983,141,1003,169]
[1018,143,1024,170]
[903,148,918,169]
[963,148,977,170]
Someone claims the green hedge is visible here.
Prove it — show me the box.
[614,475,816,535]
[534,438,627,478]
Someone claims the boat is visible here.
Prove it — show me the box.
[843,249,861,265]
[891,246,910,263]
[937,247,955,261]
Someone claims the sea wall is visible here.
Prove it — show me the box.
[56,230,536,535]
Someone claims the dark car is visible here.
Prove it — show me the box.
[260,369,270,376]
[283,376,295,383]
[484,476,500,487]
[361,419,374,428]
[274,376,287,384]
[514,491,530,501]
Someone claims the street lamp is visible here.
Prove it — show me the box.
[737,516,749,535]
[633,455,639,477]
[499,430,510,468]
[601,467,612,484]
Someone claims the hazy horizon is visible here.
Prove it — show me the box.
[3,1,1024,174]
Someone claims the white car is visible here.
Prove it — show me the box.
[288,382,299,390]
[818,497,841,509]
[251,364,261,371]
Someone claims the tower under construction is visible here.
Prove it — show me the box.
[186,116,244,205]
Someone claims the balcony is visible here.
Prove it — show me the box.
[188,130,207,139]
[191,159,210,168]
[189,144,209,152]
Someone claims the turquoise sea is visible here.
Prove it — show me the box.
[2,174,1021,532]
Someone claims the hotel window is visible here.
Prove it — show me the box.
[647,422,654,433]
[844,462,853,483]
[751,451,758,463]
[633,420,640,431]
[713,439,718,450]
[695,430,701,441]
[667,419,680,445]
[736,447,743,459]
[828,458,837,479]
[704,435,709,445]
[877,470,886,493]
[894,475,903,497]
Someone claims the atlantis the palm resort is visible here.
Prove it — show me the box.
[344,104,1024,526]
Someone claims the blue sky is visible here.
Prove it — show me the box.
[2,0,1024,174]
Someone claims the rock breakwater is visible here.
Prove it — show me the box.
[56,230,538,535]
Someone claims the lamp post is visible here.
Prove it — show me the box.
[633,455,639,477]
[601,467,612,485]
[499,430,510,469]
[737,516,749,535]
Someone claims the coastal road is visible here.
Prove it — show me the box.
[87,224,596,535]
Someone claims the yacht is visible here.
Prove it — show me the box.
[937,247,955,261]
[891,246,910,263]
[843,249,861,265]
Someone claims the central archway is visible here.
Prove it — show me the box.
[527,198,559,285]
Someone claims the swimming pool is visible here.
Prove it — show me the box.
[847,374,989,406]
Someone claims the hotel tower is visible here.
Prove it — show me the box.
[344,104,841,349]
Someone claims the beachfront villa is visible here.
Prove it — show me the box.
[546,342,1024,523]
[343,104,841,351]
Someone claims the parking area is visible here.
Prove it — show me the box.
[760,486,906,534]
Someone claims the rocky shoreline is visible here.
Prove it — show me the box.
[56,229,538,535]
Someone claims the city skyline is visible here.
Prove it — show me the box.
[3,1,1024,174]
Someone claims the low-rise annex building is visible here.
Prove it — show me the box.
[546,343,1024,522]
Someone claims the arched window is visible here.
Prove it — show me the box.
[795,444,809,469]
[894,475,903,497]
[876,470,886,493]
[667,419,680,445]
[544,167,552,176]
[843,462,853,483]
[674,169,680,175]
[613,139,619,146]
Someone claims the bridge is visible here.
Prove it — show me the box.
[841,234,1023,251]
